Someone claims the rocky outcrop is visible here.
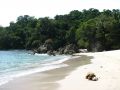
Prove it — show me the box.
[63,44,79,55]
[47,50,56,56]
[79,49,88,53]
[36,45,47,53]
[33,41,80,55]
[34,39,54,54]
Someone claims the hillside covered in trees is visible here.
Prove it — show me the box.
[0,8,120,52]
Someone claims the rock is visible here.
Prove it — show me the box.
[47,50,56,56]
[86,72,98,81]
[37,45,47,53]
[44,39,53,50]
[47,50,52,55]
[86,72,95,79]
[62,44,79,54]
[33,49,38,53]
[58,48,64,54]
[92,77,98,81]
[34,43,79,55]
[52,51,57,56]
[79,49,88,53]
[53,50,57,54]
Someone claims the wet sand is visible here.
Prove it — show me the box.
[0,55,91,90]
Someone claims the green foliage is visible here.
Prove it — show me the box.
[0,9,120,51]
[76,14,120,51]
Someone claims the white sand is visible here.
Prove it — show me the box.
[58,50,120,90]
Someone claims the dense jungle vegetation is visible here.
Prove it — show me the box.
[0,8,120,51]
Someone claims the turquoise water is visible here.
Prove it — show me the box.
[0,50,70,86]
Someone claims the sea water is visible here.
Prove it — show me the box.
[0,50,70,86]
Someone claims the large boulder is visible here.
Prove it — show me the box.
[63,44,79,54]
[34,42,79,55]
[37,45,47,53]
[44,39,53,50]
[64,49,75,55]
[79,49,88,53]
[57,48,64,55]
[35,39,54,54]
[47,50,56,56]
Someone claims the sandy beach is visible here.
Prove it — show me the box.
[0,50,120,90]
[0,55,90,90]
[58,50,120,90]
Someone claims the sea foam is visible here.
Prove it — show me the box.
[0,51,70,86]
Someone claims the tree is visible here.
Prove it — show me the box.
[0,9,120,51]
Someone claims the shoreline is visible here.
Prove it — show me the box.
[0,55,91,90]
[58,50,120,90]
[1,50,120,90]
[0,53,70,87]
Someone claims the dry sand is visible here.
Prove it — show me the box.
[58,50,120,90]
